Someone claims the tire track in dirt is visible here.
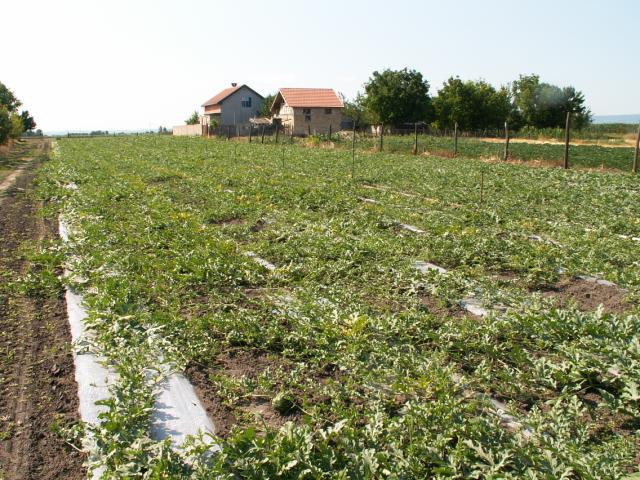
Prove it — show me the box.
[0,141,85,480]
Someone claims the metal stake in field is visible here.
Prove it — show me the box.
[563,112,571,169]
[503,121,510,161]
[413,122,418,155]
[454,122,459,157]
[351,122,357,179]
[633,122,640,174]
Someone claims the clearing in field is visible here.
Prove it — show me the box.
[37,136,640,478]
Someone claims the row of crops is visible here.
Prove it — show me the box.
[254,132,638,171]
[38,136,639,478]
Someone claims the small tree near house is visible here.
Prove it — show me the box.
[185,111,200,125]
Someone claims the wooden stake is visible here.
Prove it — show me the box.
[563,112,571,169]
[248,124,253,143]
[351,122,356,178]
[454,122,458,157]
[413,122,418,155]
[275,124,279,144]
[329,124,332,141]
[282,145,285,169]
[480,170,484,204]
[261,125,265,144]
[633,122,640,174]
[308,124,311,137]
[379,123,384,152]
[503,121,510,161]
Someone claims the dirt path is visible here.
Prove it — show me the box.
[0,140,85,479]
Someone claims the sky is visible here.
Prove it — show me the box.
[2,0,639,132]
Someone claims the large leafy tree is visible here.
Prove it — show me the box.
[0,107,24,144]
[20,110,36,132]
[363,68,432,126]
[433,77,513,130]
[0,81,28,144]
[0,82,22,113]
[512,74,591,129]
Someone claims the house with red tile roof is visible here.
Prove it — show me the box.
[201,83,264,128]
[271,88,343,136]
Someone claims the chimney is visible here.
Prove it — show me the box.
[231,82,237,87]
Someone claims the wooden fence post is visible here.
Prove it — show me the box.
[454,122,458,157]
[413,122,418,155]
[308,124,311,137]
[563,112,571,169]
[261,125,265,144]
[275,124,279,144]
[329,124,332,141]
[633,122,640,174]
[248,124,253,143]
[352,122,357,178]
[379,123,384,152]
[503,121,510,161]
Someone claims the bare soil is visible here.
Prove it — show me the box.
[0,140,86,479]
[541,277,631,315]
[419,293,474,319]
[186,349,296,438]
[480,136,634,148]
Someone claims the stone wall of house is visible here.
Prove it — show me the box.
[291,107,342,135]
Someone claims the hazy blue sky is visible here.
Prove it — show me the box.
[2,0,638,131]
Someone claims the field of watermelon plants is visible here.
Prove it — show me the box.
[36,136,639,478]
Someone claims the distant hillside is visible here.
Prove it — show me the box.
[593,114,640,124]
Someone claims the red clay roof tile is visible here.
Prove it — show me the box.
[201,85,241,107]
[278,88,343,108]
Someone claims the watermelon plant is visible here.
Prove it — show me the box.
[38,136,639,478]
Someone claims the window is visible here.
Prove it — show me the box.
[303,108,311,122]
[241,96,252,108]
[325,108,332,114]
[305,115,311,122]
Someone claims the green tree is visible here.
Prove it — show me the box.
[185,111,200,125]
[20,110,36,132]
[341,92,373,126]
[433,77,513,130]
[0,107,11,144]
[512,74,591,129]
[259,94,275,117]
[0,82,21,112]
[0,106,23,144]
[363,68,432,126]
